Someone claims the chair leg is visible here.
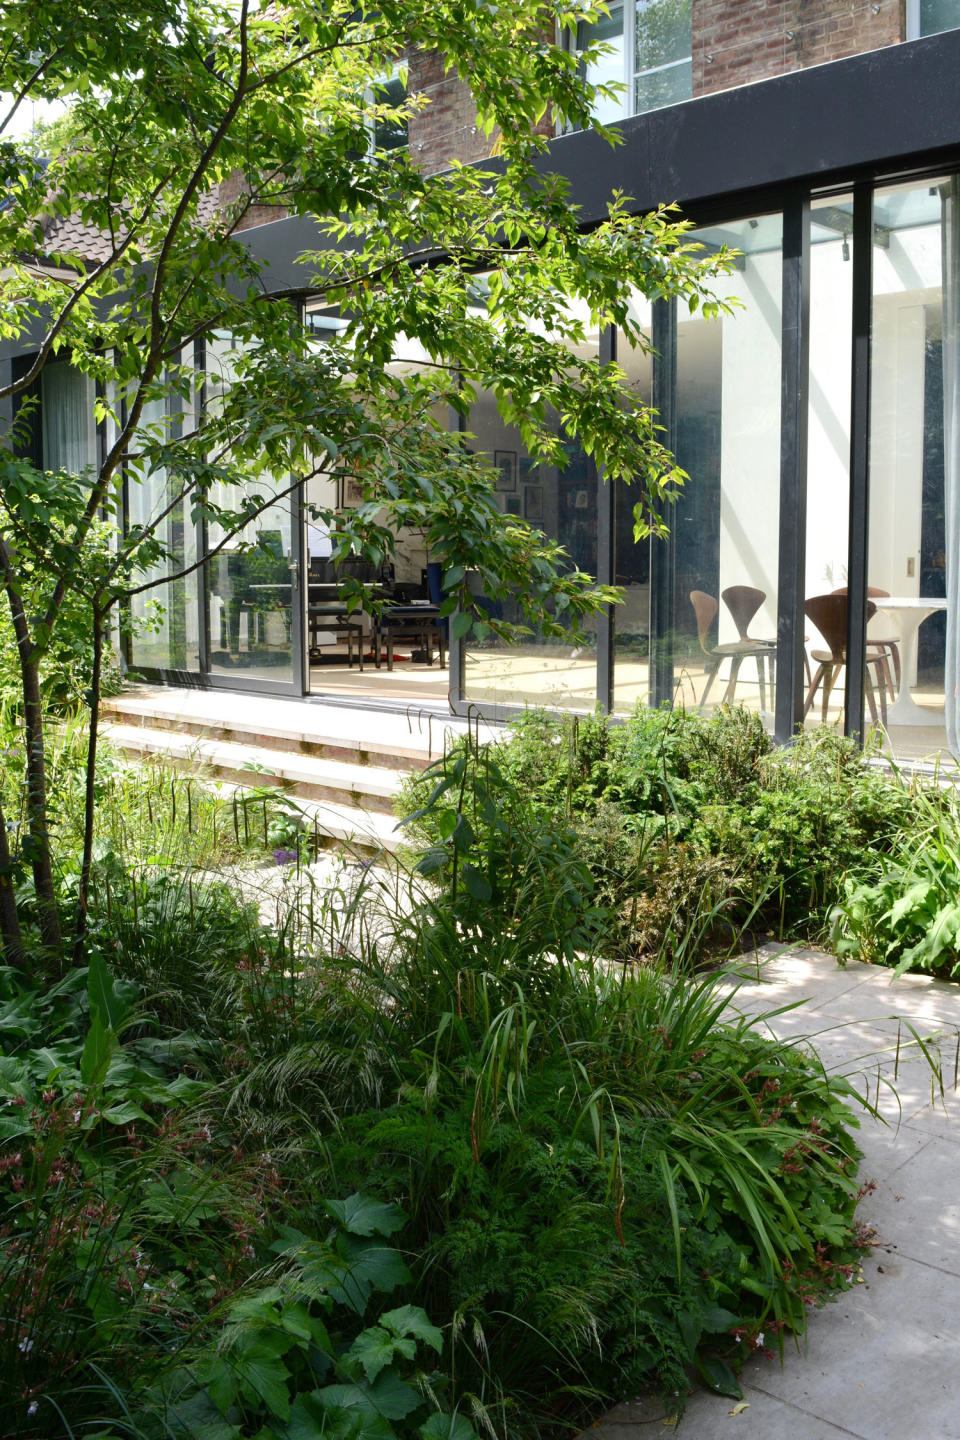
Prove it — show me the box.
[722,655,743,706]
[386,631,394,672]
[699,659,721,708]
[821,662,840,723]
[757,654,767,713]
[803,662,825,718]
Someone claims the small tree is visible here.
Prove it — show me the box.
[0,0,730,966]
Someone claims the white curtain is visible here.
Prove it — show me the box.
[942,178,960,757]
[41,363,97,475]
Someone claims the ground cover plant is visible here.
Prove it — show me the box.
[0,713,879,1438]
[397,705,915,963]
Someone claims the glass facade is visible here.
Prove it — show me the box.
[864,180,949,757]
[128,394,201,675]
[670,216,782,723]
[461,398,600,712]
[801,195,854,732]
[205,338,296,686]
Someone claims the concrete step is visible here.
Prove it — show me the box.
[103,723,409,817]
[100,688,488,772]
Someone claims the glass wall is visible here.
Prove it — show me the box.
[667,214,783,721]
[461,398,600,711]
[206,337,296,687]
[612,292,653,713]
[127,394,200,675]
[865,180,949,757]
[801,195,854,732]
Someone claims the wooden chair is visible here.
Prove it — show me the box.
[690,589,775,710]
[830,585,900,700]
[803,594,888,725]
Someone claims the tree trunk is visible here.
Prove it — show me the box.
[20,651,61,958]
[73,604,103,965]
[0,792,25,970]
[3,577,62,960]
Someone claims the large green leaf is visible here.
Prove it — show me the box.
[419,1413,479,1440]
[315,1369,421,1423]
[325,1195,406,1237]
[379,1306,443,1356]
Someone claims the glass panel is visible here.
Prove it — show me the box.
[373,74,407,152]
[462,301,600,711]
[802,195,853,731]
[461,410,599,712]
[612,292,653,713]
[41,363,97,474]
[635,0,692,112]
[670,214,782,722]
[128,395,200,674]
[206,337,295,686]
[920,0,960,38]
[867,179,948,758]
[577,2,626,125]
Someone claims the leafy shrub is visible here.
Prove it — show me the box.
[0,955,276,1438]
[831,782,960,977]
[398,710,913,956]
[156,1195,477,1440]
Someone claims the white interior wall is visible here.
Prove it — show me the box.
[715,251,782,644]
[806,237,852,601]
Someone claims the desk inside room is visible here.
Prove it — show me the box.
[307,583,366,670]
[376,601,445,671]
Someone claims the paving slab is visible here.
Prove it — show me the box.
[578,949,960,1440]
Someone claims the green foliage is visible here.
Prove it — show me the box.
[0,956,275,1438]
[830,779,960,977]
[398,709,913,957]
[157,1197,473,1440]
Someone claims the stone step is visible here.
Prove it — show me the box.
[102,722,411,816]
[99,687,486,772]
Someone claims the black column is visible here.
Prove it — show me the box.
[650,297,677,708]
[774,191,811,743]
[844,183,873,740]
[595,324,616,713]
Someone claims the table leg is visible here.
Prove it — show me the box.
[882,608,935,726]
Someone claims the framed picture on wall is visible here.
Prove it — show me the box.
[505,495,522,516]
[494,450,517,492]
[524,485,543,522]
[340,475,364,508]
[519,456,540,485]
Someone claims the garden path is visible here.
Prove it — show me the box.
[581,946,960,1440]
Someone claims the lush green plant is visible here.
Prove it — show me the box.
[155,1195,479,1440]
[398,709,914,958]
[830,779,960,977]
[0,953,278,1438]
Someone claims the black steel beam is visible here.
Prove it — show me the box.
[775,192,811,743]
[844,184,874,740]
[595,324,616,713]
[649,297,677,709]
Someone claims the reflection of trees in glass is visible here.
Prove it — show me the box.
[635,0,691,113]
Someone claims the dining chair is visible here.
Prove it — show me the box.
[830,585,900,700]
[804,594,888,725]
[690,589,774,709]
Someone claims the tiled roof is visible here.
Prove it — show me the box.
[39,187,222,266]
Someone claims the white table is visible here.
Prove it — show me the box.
[876,597,947,726]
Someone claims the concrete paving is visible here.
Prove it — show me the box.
[580,946,960,1440]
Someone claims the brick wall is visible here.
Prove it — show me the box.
[693,0,904,98]
[218,169,289,233]
[407,53,493,175]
